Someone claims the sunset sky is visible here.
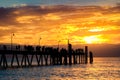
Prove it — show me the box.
[0,0,120,46]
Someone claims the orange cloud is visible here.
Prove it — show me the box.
[16,16,39,23]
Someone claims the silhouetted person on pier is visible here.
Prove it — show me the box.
[24,45,27,51]
[16,45,20,51]
[3,45,7,50]
[42,46,45,53]
[36,46,41,51]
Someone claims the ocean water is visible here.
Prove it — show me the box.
[0,57,120,80]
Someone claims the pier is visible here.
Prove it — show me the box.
[0,44,93,69]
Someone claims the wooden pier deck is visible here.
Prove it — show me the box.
[0,44,93,69]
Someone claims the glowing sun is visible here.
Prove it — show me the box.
[83,36,101,44]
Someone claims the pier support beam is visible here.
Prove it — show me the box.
[0,54,8,68]
[44,55,49,65]
[68,44,72,65]
[89,51,93,64]
[85,46,88,64]
[21,53,30,67]
[11,53,20,67]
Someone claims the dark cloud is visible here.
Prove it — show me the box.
[102,3,120,14]
[0,5,119,27]
[0,7,18,26]
[0,5,78,26]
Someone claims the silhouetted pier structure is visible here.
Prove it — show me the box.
[0,44,93,69]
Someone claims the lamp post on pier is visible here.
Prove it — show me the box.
[39,37,42,46]
[11,33,14,51]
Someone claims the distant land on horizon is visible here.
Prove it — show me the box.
[0,43,120,57]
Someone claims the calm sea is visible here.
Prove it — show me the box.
[0,57,120,80]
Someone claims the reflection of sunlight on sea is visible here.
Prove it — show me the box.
[0,57,120,80]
